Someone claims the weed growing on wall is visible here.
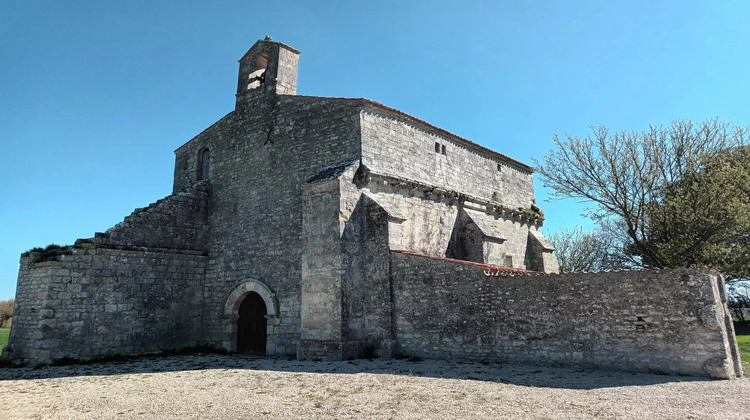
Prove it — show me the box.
[23,244,72,263]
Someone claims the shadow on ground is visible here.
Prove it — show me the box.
[0,353,711,390]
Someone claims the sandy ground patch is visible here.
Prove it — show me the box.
[0,354,747,419]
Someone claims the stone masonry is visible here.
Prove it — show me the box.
[3,38,741,378]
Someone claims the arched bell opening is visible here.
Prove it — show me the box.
[247,52,268,90]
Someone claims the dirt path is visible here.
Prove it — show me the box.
[0,354,747,419]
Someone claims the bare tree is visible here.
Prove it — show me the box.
[546,226,629,272]
[0,299,13,328]
[534,118,749,272]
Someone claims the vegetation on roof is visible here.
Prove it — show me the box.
[23,244,73,263]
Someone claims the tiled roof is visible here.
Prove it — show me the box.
[391,250,539,275]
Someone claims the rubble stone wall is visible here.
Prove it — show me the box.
[93,181,209,251]
[360,108,535,209]
[339,191,394,356]
[173,95,364,356]
[390,251,742,379]
[4,248,206,365]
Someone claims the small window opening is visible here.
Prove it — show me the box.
[441,144,447,155]
[247,52,268,90]
[504,255,513,267]
[435,142,441,153]
[198,148,211,180]
[497,163,502,172]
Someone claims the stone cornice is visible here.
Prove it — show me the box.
[363,170,545,227]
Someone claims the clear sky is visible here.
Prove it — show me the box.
[1,0,749,299]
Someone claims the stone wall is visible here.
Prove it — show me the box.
[360,106,535,209]
[390,251,742,379]
[299,176,345,358]
[351,186,550,271]
[356,106,554,272]
[362,189,458,257]
[298,162,396,360]
[4,248,206,365]
[173,94,364,356]
[527,229,558,272]
[340,192,394,357]
[4,177,212,365]
[92,181,209,251]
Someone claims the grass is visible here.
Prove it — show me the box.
[0,328,9,353]
[737,334,750,360]
[734,323,750,373]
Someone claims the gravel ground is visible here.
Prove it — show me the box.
[0,354,747,419]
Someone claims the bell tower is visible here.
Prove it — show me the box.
[235,36,300,108]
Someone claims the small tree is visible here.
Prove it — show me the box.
[641,147,750,278]
[0,299,13,328]
[547,226,629,272]
[727,279,750,323]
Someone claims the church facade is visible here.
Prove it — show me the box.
[3,39,741,379]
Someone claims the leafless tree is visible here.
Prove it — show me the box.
[534,118,749,271]
[547,226,629,272]
[0,299,13,328]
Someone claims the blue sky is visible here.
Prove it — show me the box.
[1,1,749,299]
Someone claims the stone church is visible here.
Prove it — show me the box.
[3,39,742,378]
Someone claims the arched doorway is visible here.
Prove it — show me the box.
[223,279,279,354]
[236,292,267,354]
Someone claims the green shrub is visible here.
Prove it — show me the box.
[23,243,72,263]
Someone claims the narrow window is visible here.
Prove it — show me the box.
[197,148,210,180]
[435,142,441,153]
[497,163,502,172]
[441,144,447,155]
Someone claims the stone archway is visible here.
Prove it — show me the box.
[223,279,280,354]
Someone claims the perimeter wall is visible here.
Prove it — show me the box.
[4,248,206,365]
[390,251,742,379]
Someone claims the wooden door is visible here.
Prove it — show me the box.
[237,292,267,354]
